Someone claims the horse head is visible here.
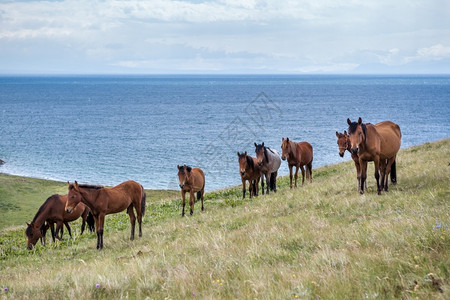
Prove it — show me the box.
[254,142,268,167]
[25,222,42,250]
[347,117,366,155]
[336,131,349,158]
[237,152,252,176]
[177,165,192,189]
[66,181,82,213]
[281,138,291,161]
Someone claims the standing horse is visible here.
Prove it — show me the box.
[336,131,367,190]
[347,117,401,195]
[237,152,261,199]
[177,165,205,217]
[25,194,93,250]
[281,138,313,189]
[65,181,146,250]
[254,143,281,194]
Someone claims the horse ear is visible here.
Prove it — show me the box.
[344,130,347,136]
[358,117,362,124]
[254,143,257,147]
[282,137,285,142]
[244,151,247,156]
[26,222,30,226]
[286,138,289,142]
[177,165,180,170]
[347,118,352,125]
[74,181,79,191]
[262,142,264,147]
[237,152,240,156]
[335,131,339,137]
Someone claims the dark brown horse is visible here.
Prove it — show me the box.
[237,152,261,199]
[347,118,401,195]
[177,165,205,217]
[336,131,366,190]
[65,181,146,250]
[281,138,313,188]
[254,143,281,194]
[25,194,94,250]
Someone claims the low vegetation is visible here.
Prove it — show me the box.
[0,139,448,299]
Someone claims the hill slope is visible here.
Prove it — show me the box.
[0,139,449,299]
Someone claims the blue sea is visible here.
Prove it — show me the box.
[0,75,449,191]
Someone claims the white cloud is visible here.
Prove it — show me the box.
[0,0,449,73]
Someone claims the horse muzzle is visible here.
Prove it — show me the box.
[281,156,286,161]
[350,148,359,155]
[65,207,73,214]
[339,152,345,158]
[240,171,245,176]
[179,184,185,189]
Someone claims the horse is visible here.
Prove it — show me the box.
[65,181,146,250]
[177,165,205,217]
[254,142,281,194]
[281,138,313,189]
[237,152,261,199]
[336,131,367,190]
[347,117,401,195]
[25,194,94,250]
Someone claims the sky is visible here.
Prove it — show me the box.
[0,0,449,74]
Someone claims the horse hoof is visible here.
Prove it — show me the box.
[359,190,364,195]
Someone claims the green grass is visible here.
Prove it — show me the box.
[0,139,448,299]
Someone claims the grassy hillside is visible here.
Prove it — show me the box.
[0,139,448,299]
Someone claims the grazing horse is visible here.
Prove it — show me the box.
[25,194,93,250]
[347,117,401,195]
[177,165,205,217]
[237,152,261,199]
[254,143,281,194]
[336,131,367,190]
[66,181,146,250]
[281,138,313,189]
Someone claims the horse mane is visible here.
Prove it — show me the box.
[31,194,59,223]
[263,147,269,163]
[246,155,255,170]
[348,121,367,138]
[77,184,104,190]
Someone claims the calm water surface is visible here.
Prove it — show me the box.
[0,75,449,190]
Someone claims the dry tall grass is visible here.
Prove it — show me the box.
[0,139,448,299]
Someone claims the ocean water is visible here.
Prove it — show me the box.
[0,75,449,191]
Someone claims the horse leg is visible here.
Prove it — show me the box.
[181,190,187,216]
[289,165,294,189]
[249,180,253,198]
[261,175,265,195]
[384,157,396,192]
[127,204,136,240]
[373,157,381,195]
[64,221,72,239]
[265,172,270,194]
[242,179,246,199]
[55,221,64,240]
[294,166,299,188]
[359,159,368,194]
[272,171,278,192]
[200,188,205,211]
[300,165,305,186]
[96,214,105,250]
[50,222,56,243]
[189,190,195,216]
[81,211,87,235]
[307,162,313,183]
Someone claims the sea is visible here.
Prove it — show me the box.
[0,75,449,191]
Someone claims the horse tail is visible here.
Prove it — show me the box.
[86,211,95,233]
[390,159,397,184]
[141,185,146,217]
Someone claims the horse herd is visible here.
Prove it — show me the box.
[25,117,401,250]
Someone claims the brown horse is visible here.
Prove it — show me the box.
[237,152,261,199]
[281,138,313,188]
[177,165,205,217]
[65,181,146,250]
[25,194,93,250]
[347,117,401,195]
[336,131,366,190]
